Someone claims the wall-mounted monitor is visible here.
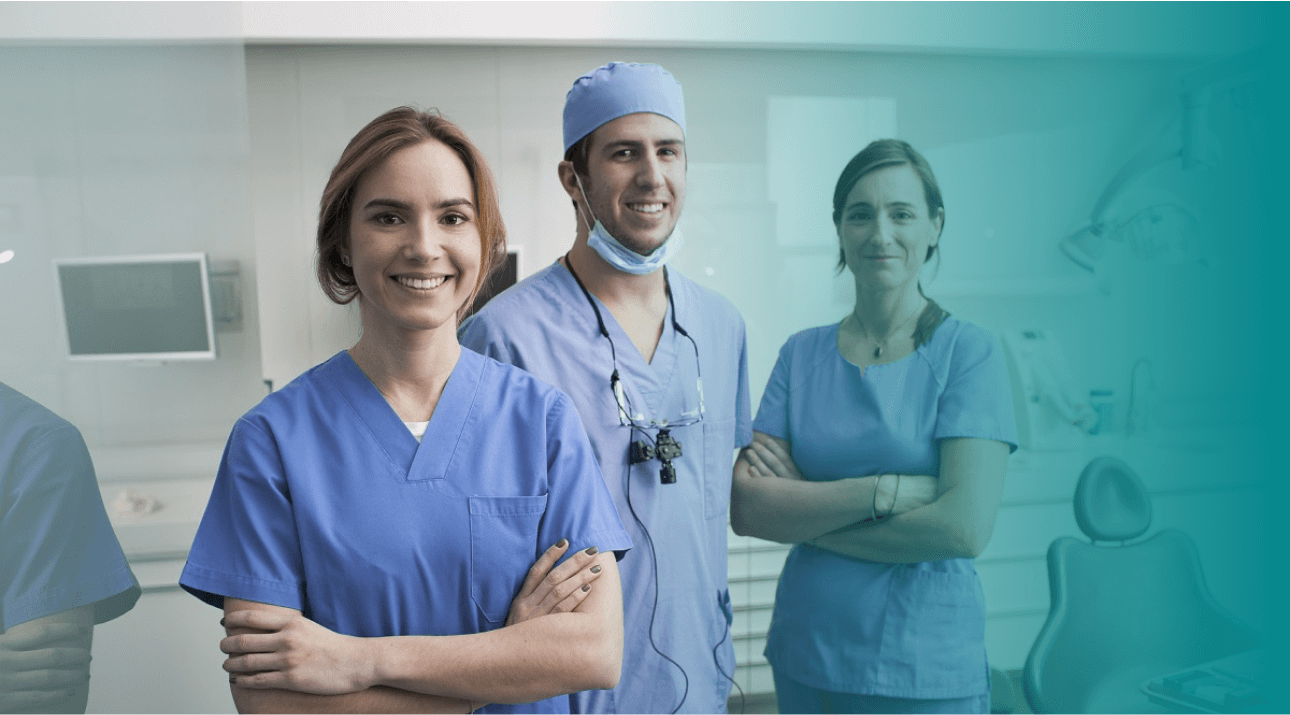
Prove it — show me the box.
[53,253,217,361]
[464,247,522,320]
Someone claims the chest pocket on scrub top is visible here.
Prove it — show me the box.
[469,494,548,624]
[702,418,737,520]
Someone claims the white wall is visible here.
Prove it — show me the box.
[0,2,1271,56]
[248,43,1255,411]
[0,45,266,448]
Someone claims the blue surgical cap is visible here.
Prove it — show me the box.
[562,62,687,153]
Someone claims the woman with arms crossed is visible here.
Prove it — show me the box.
[731,140,1016,714]
[180,108,630,713]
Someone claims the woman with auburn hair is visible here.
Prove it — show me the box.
[181,107,630,714]
[732,140,1016,713]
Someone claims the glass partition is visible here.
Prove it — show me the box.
[1,40,256,713]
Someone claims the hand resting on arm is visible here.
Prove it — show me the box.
[504,538,604,627]
[811,437,1009,562]
[730,431,937,544]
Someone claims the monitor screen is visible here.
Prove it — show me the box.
[464,249,520,320]
[54,253,216,361]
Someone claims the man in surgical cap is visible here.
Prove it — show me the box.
[461,61,752,713]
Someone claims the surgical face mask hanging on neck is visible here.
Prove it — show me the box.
[575,174,685,276]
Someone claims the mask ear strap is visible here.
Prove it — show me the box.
[573,173,598,233]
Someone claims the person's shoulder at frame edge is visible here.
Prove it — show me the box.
[0,381,73,447]
[0,382,142,626]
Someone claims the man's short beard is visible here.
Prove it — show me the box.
[584,191,673,256]
[610,224,672,256]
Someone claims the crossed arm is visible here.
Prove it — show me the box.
[222,543,622,714]
[0,605,93,714]
[731,431,1009,562]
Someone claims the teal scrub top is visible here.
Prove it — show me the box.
[180,349,631,714]
[752,319,1017,699]
[1,382,139,631]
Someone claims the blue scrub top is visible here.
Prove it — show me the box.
[752,319,1016,700]
[460,262,753,714]
[180,349,631,714]
[1,382,139,631]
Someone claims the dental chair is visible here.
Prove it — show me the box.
[1023,456,1260,713]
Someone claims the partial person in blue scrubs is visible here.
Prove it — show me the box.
[460,62,752,714]
[731,140,1017,714]
[180,108,632,714]
[1,382,140,713]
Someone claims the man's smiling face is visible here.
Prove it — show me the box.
[578,112,686,255]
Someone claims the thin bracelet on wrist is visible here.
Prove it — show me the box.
[885,474,901,518]
[871,474,885,522]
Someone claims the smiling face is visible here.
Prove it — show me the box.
[347,139,481,337]
[572,112,686,256]
[837,164,943,291]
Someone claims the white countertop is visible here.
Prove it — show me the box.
[98,477,215,560]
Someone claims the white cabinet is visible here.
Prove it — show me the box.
[87,560,234,714]
[90,472,232,713]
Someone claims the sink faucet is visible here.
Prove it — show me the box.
[1126,359,1155,436]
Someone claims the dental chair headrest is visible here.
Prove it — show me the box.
[1073,456,1152,542]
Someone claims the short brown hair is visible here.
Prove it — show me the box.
[564,133,593,179]
[833,139,943,270]
[316,107,506,322]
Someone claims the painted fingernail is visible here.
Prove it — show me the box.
[584,546,598,555]
[591,565,602,574]
[556,538,568,549]
[581,584,591,592]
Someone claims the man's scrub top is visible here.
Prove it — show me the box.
[1,382,139,631]
[180,349,632,715]
[460,261,753,714]
[752,319,1017,700]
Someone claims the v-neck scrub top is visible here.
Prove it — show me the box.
[460,262,752,714]
[752,319,1016,700]
[180,349,631,714]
